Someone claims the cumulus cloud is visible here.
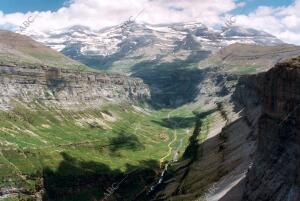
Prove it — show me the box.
[0,0,300,45]
[235,0,300,45]
[0,0,239,32]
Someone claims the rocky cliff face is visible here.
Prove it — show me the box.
[143,56,300,201]
[0,65,150,110]
[142,65,261,201]
[243,58,300,201]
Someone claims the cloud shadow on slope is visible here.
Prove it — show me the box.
[152,116,197,129]
[42,152,159,201]
[108,132,145,153]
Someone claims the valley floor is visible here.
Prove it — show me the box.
[0,102,214,201]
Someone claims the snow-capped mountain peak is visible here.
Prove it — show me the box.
[28,21,283,70]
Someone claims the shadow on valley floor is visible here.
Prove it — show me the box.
[131,50,211,108]
[42,152,159,201]
[108,132,145,153]
[152,116,197,129]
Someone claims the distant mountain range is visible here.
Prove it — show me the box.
[29,22,284,72]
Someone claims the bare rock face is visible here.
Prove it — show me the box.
[0,65,150,110]
[243,58,300,201]
[147,57,300,201]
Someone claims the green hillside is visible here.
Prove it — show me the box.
[0,30,90,70]
[0,100,210,200]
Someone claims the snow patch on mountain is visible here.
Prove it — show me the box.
[27,22,283,70]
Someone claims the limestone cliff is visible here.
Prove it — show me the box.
[243,57,300,201]
[0,65,150,110]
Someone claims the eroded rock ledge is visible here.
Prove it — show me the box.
[0,65,150,110]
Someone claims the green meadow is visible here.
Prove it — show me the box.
[0,102,206,200]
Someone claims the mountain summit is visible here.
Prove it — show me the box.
[29,22,283,71]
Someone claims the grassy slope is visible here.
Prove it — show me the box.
[0,30,90,70]
[0,102,200,199]
[199,43,300,75]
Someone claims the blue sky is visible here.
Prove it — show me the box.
[0,0,67,13]
[234,0,295,14]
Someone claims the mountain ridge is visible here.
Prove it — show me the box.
[28,22,283,71]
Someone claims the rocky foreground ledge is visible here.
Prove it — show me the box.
[243,57,300,201]
[0,65,150,110]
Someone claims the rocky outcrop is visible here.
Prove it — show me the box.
[0,65,150,110]
[243,58,300,201]
[143,66,261,201]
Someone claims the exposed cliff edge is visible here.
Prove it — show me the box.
[0,30,151,109]
[242,57,300,201]
[148,57,300,201]
[0,65,150,110]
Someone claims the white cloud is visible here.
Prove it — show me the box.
[0,0,238,32]
[1,0,300,45]
[235,0,300,45]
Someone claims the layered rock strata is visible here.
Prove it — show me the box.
[0,65,150,110]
